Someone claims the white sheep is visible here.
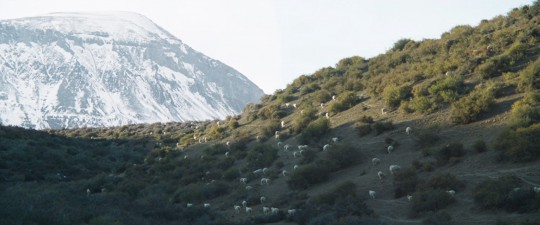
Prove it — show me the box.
[226,141,230,146]
[284,144,290,151]
[204,203,211,208]
[293,165,299,170]
[387,145,394,154]
[245,185,253,190]
[293,103,297,108]
[281,121,286,128]
[332,137,339,143]
[407,195,413,201]
[260,196,266,204]
[225,152,230,157]
[277,142,283,148]
[369,190,376,199]
[534,187,540,193]
[187,203,193,207]
[275,134,280,140]
[372,158,381,166]
[377,171,386,180]
[288,209,296,216]
[446,190,456,196]
[240,177,248,184]
[256,135,260,141]
[320,103,324,108]
[242,200,247,207]
[260,178,270,185]
[293,151,301,158]
[325,112,330,119]
[389,165,401,175]
[246,207,253,214]
[405,127,412,135]
[332,95,336,101]
[381,108,387,115]
[234,205,241,213]
[263,206,270,214]
[262,167,269,174]
[253,169,263,175]
[86,188,91,196]
[285,103,290,107]
[323,144,331,151]
[298,145,309,150]
[271,207,279,214]
[282,170,289,176]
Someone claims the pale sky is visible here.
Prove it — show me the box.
[0,0,535,93]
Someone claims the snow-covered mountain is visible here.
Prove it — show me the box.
[0,12,264,129]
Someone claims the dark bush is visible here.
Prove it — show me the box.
[325,143,362,172]
[371,121,394,135]
[328,91,359,114]
[246,144,278,170]
[420,173,464,191]
[473,139,488,153]
[359,115,374,124]
[355,123,372,137]
[383,85,411,108]
[315,181,357,205]
[508,92,539,128]
[287,164,330,190]
[411,190,455,216]
[434,142,465,165]
[414,127,440,147]
[394,168,419,198]
[260,119,281,137]
[473,176,521,210]
[422,211,452,225]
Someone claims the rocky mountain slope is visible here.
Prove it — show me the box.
[0,12,263,129]
[1,3,539,225]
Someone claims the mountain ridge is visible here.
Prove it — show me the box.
[0,11,264,129]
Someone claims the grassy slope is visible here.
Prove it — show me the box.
[1,2,540,225]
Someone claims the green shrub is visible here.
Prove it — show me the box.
[508,92,539,128]
[314,90,332,103]
[428,74,464,103]
[410,96,433,113]
[414,126,440,147]
[299,118,330,143]
[451,87,495,124]
[383,85,411,108]
[328,91,359,114]
[517,58,540,92]
[223,167,239,181]
[495,124,540,162]
[292,106,318,134]
[473,176,520,210]
[260,119,281,137]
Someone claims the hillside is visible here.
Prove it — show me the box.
[1,3,540,225]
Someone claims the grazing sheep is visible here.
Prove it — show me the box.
[298,145,309,150]
[389,165,401,175]
[277,142,283,148]
[534,187,540,193]
[245,186,253,190]
[86,188,91,196]
[242,200,247,207]
[377,171,386,180]
[282,170,289,176]
[271,207,279,214]
[293,103,297,108]
[332,95,336,101]
[234,205,241,213]
[281,121,286,128]
[246,207,253,214]
[226,141,230,146]
[332,137,339,143]
[204,203,211,208]
[387,145,394,154]
[284,144,290,151]
[372,158,381,166]
[225,151,230,157]
[240,177,248,184]
[262,167,269,174]
[381,108,387,115]
[446,190,456,196]
[253,169,263,175]
[325,112,330,119]
[256,135,260,141]
[369,190,376,199]
[294,165,299,170]
[260,196,266,204]
[187,203,193,207]
[275,134,280,140]
[320,103,324,108]
[293,151,301,158]
[260,178,270,185]
[285,103,290,107]
[323,144,331,151]
[288,209,296,216]
[263,206,270,214]
[406,127,412,135]
[407,195,413,201]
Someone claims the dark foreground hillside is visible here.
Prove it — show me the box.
[1,2,540,225]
